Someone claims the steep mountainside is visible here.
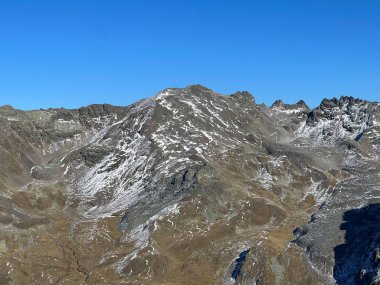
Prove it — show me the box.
[0,85,379,285]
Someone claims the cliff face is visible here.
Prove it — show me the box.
[0,85,379,285]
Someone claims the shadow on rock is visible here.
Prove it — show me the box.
[334,203,380,285]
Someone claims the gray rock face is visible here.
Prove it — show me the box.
[0,86,379,285]
[302,96,376,143]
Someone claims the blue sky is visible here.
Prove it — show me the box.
[0,0,379,110]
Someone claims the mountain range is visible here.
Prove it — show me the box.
[0,85,379,285]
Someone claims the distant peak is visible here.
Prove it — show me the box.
[185,84,213,93]
[271,100,284,108]
[270,99,309,111]
[337,95,365,106]
[231,91,255,103]
[296,100,308,107]
[319,96,366,110]
[294,100,310,110]
[0,105,15,110]
[319,98,338,109]
[155,84,216,101]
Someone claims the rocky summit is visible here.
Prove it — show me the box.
[0,85,379,285]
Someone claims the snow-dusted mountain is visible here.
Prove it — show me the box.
[0,85,379,285]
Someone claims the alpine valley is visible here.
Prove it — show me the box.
[0,85,379,285]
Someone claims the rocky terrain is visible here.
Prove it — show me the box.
[0,85,379,285]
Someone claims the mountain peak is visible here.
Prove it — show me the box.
[319,96,366,110]
[296,100,309,108]
[271,99,309,110]
[154,84,215,101]
[185,84,213,93]
[271,99,284,108]
[230,90,255,104]
[0,105,15,111]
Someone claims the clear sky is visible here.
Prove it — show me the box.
[0,0,379,110]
